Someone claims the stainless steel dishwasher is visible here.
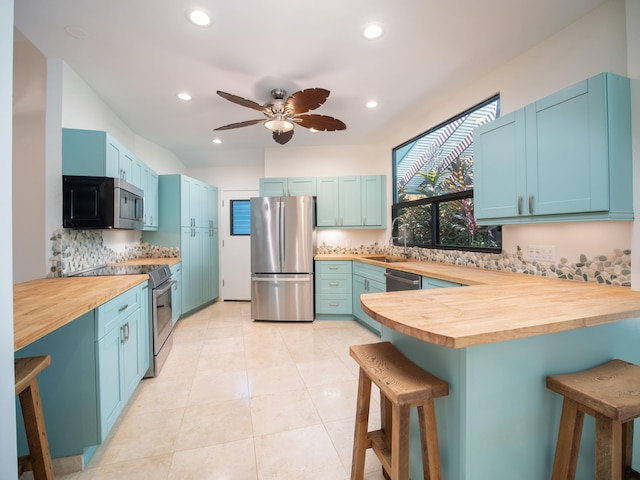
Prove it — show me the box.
[385,268,421,291]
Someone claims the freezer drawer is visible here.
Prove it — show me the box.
[251,273,314,321]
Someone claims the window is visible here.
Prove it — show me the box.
[392,95,502,252]
[230,199,251,235]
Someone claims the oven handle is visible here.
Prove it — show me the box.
[153,279,175,296]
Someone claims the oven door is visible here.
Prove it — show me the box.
[152,279,175,354]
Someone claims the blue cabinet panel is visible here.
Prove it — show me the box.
[15,311,99,458]
[474,72,632,224]
[315,260,353,317]
[143,174,219,315]
[352,262,386,335]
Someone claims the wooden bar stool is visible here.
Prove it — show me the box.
[15,355,54,480]
[546,359,640,480]
[349,342,449,480]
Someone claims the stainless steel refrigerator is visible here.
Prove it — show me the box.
[250,196,316,321]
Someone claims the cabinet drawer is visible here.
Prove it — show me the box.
[96,285,142,339]
[316,295,353,314]
[317,276,351,294]
[316,261,352,275]
[353,262,386,283]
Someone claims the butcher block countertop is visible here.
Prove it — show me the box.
[315,254,640,348]
[13,257,181,351]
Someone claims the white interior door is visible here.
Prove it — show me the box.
[221,189,258,300]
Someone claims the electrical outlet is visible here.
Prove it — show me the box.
[527,245,556,262]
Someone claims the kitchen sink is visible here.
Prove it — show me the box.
[365,255,408,263]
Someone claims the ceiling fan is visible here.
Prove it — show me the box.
[213,88,347,145]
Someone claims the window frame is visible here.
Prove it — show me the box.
[230,199,251,236]
[391,94,502,253]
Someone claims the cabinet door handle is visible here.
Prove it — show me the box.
[362,216,366,225]
[329,266,339,270]
[329,302,339,307]
[120,325,126,344]
[118,304,129,313]
[328,282,339,286]
[528,194,533,214]
[517,196,523,215]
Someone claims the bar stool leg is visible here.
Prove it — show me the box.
[594,413,622,480]
[622,421,635,478]
[18,378,54,480]
[380,391,392,480]
[351,368,373,480]
[390,402,411,480]
[551,398,584,480]
[418,400,442,480]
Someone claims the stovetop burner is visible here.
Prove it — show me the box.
[67,263,172,288]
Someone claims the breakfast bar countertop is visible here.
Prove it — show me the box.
[314,253,640,348]
[13,257,181,351]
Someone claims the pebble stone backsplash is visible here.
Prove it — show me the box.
[48,228,179,277]
[49,228,631,286]
[317,243,632,287]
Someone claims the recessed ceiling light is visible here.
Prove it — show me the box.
[177,92,192,101]
[64,25,89,39]
[362,23,383,40]
[186,9,212,27]
[365,100,379,109]
[212,138,222,144]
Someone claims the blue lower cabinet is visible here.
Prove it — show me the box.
[170,263,182,326]
[95,284,145,442]
[15,283,149,462]
[315,261,353,319]
[422,276,463,289]
[352,263,386,335]
[15,311,99,459]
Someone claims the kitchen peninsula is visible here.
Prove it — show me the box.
[353,258,640,479]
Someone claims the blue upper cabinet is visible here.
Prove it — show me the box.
[316,175,386,228]
[259,177,317,196]
[473,109,526,219]
[474,72,633,224]
[63,129,139,187]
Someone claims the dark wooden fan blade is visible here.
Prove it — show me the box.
[213,119,264,131]
[294,114,347,131]
[284,88,330,114]
[273,129,294,145]
[216,91,265,112]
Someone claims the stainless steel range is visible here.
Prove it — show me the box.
[68,263,175,377]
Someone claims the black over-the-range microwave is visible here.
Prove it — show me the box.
[62,175,144,230]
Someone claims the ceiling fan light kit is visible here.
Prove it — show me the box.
[264,116,294,133]
[214,87,346,145]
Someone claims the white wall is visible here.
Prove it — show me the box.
[13,35,46,282]
[1,0,17,475]
[368,0,634,264]
[627,0,640,289]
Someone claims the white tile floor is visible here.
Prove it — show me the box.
[44,301,387,479]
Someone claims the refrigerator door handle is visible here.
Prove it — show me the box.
[279,200,285,268]
[252,276,311,282]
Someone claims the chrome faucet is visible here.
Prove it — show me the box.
[390,216,409,258]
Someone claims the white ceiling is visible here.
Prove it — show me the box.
[14,0,607,167]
